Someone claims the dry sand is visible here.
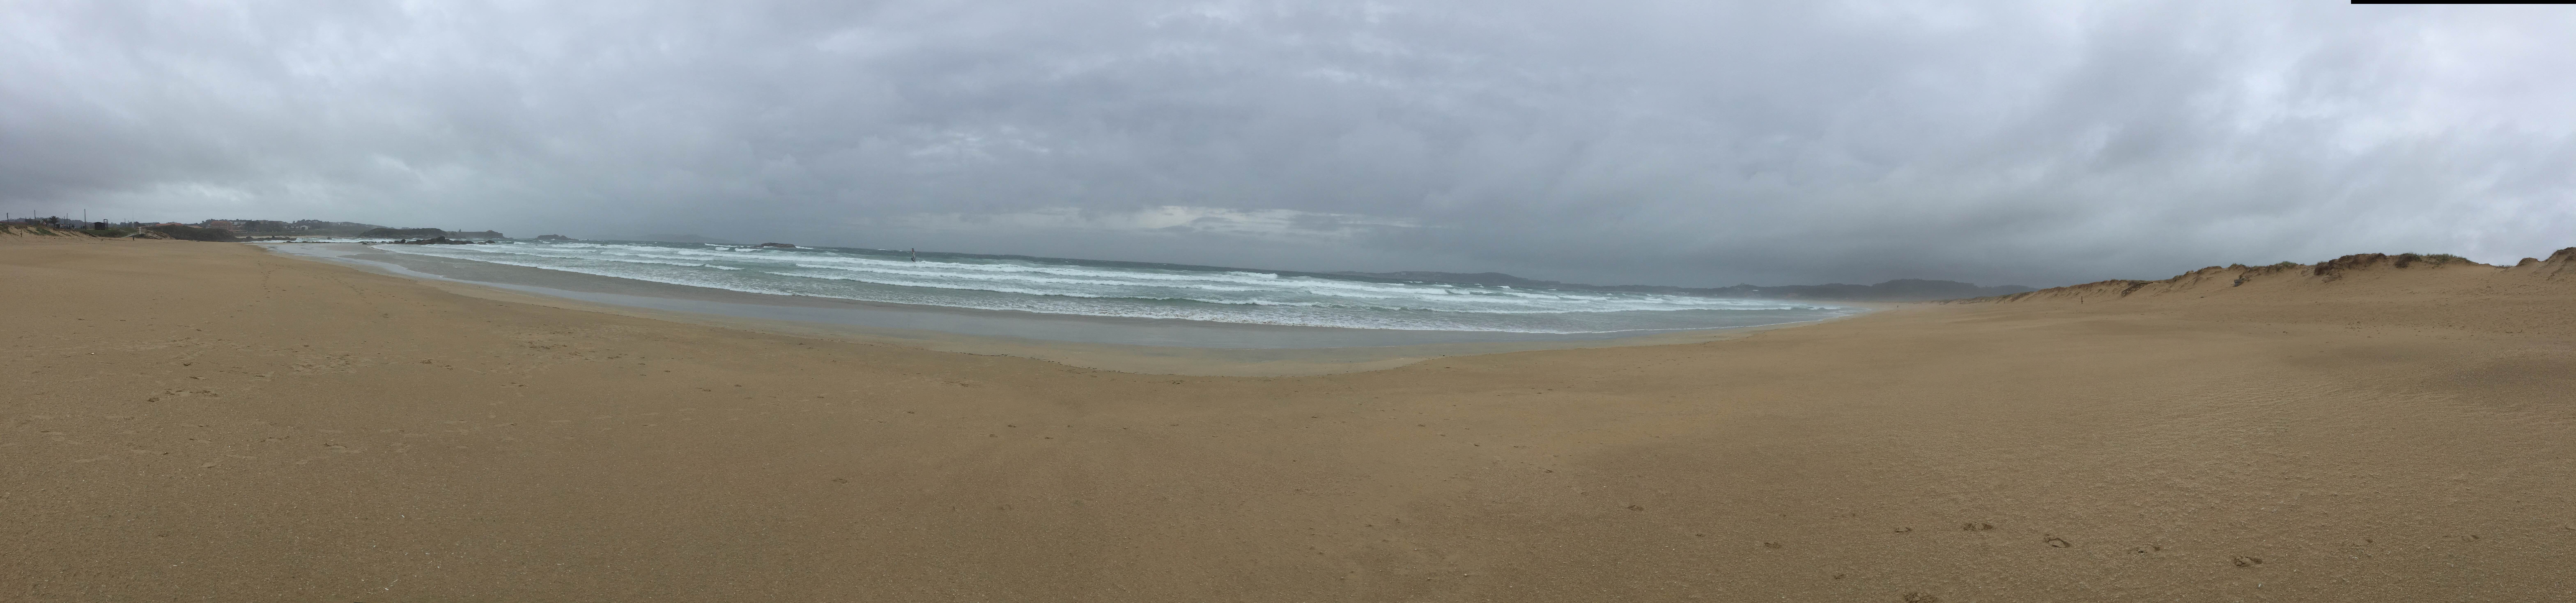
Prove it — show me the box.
[6,237,2573,601]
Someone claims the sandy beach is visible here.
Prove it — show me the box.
[7,236,2574,601]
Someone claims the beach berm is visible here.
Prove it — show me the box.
[6,238,2573,601]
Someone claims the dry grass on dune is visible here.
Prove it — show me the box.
[0,223,175,242]
[1953,248,2576,305]
[0,224,105,242]
[4,240,2574,602]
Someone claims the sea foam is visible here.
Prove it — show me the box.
[376,240,1851,333]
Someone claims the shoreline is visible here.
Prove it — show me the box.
[258,242,1881,375]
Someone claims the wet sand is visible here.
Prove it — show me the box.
[6,236,2574,601]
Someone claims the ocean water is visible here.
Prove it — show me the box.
[370,240,1852,334]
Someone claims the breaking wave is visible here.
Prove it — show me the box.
[375,240,1853,333]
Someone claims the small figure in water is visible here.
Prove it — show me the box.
[909,248,918,262]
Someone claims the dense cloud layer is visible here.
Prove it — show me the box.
[5,1,2571,287]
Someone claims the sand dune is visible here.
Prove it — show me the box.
[5,239,2572,601]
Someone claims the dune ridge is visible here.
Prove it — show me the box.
[1947,247,2576,305]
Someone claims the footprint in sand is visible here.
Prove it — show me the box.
[1961,522,1994,532]
[2231,556,2263,567]
[2043,536,2071,548]
[1902,592,1941,603]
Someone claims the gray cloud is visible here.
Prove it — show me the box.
[5,1,2571,287]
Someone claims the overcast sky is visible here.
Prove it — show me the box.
[5,1,2571,287]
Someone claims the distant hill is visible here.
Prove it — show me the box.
[282,220,385,236]
[1332,271,2035,302]
[354,227,505,239]
[146,224,240,242]
[359,227,448,239]
[625,233,743,245]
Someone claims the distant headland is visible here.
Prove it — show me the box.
[0,216,511,242]
[10,213,2033,302]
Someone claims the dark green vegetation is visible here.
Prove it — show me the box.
[2393,253,2467,267]
[359,227,450,239]
[270,220,384,236]
[144,225,239,241]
